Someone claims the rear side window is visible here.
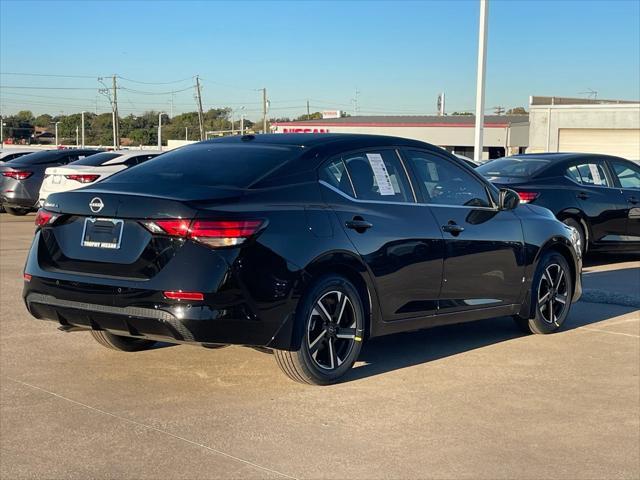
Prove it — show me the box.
[7,151,66,165]
[107,143,301,188]
[320,158,354,197]
[71,152,121,166]
[477,158,550,178]
[573,162,611,187]
[343,150,413,202]
[610,160,640,189]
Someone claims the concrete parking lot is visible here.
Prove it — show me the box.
[1,213,638,479]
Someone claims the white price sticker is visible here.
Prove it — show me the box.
[588,164,604,185]
[366,153,395,196]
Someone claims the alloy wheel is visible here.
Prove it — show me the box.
[307,290,357,370]
[537,263,569,325]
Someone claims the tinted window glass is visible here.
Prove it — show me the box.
[575,162,610,187]
[320,158,354,197]
[8,151,67,165]
[477,157,550,178]
[107,143,300,188]
[405,150,491,207]
[343,150,412,202]
[610,160,640,189]
[71,152,121,166]
[566,165,582,183]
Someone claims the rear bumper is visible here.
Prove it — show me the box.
[23,275,296,348]
[0,194,37,209]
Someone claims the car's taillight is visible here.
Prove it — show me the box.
[516,191,539,203]
[189,220,263,247]
[65,174,100,183]
[34,209,58,227]
[141,219,263,247]
[2,170,33,180]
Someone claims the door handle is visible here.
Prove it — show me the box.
[345,218,373,232]
[628,196,639,205]
[442,222,465,236]
[577,192,589,200]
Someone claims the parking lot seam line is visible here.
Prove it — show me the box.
[5,377,299,480]
[598,316,640,327]
[576,327,640,338]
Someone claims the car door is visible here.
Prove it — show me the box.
[567,159,628,243]
[401,149,525,314]
[319,148,444,321]
[607,159,640,239]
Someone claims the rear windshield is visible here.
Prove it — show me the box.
[477,158,551,178]
[71,152,121,166]
[6,150,67,165]
[106,143,301,188]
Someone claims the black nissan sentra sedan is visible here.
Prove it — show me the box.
[23,134,582,384]
[477,153,640,255]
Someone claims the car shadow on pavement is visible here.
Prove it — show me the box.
[346,302,638,383]
[583,252,639,267]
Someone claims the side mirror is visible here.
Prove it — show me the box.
[499,188,520,210]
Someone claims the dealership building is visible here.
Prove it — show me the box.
[272,96,640,161]
[527,96,640,160]
[272,115,529,160]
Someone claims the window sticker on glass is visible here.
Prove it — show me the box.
[366,153,395,195]
[588,164,604,185]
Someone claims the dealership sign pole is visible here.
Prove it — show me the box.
[474,0,489,164]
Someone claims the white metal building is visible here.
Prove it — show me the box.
[271,115,530,160]
[527,96,640,160]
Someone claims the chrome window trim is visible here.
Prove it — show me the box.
[319,180,500,211]
[340,157,357,198]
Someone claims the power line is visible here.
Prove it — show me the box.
[117,75,193,85]
[0,85,97,90]
[119,86,195,96]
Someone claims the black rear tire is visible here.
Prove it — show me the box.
[515,251,573,334]
[274,275,364,385]
[5,206,30,216]
[90,331,156,352]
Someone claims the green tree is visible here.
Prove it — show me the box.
[506,107,527,115]
[34,114,53,128]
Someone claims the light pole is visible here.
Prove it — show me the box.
[0,116,4,146]
[76,125,79,146]
[81,111,86,148]
[158,112,166,151]
[185,127,188,140]
[473,0,489,164]
[230,109,234,135]
[53,122,60,147]
[240,106,245,135]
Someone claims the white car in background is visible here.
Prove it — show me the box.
[39,150,160,205]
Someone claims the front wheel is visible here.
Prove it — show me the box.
[515,252,573,334]
[274,275,364,385]
[90,330,156,352]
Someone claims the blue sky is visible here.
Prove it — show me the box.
[1,0,639,120]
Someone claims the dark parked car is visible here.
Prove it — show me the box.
[0,149,37,163]
[477,153,640,254]
[23,135,581,384]
[0,149,101,215]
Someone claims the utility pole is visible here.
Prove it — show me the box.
[81,111,86,148]
[493,106,504,115]
[240,114,245,135]
[195,76,205,141]
[169,92,174,118]
[112,75,120,149]
[262,88,268,134]
[0,115,4,146]
[306,99,310,120]
[473,0,489,164]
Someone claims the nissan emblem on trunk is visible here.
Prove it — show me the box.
[89,197,104,213]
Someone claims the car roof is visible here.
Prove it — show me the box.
[203,133,442,151]
[506,152,627,162]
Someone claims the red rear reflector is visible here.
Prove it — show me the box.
[35,209,57,227]
[65,174,100,183]
[516,191,539,203]
[2,171,33,180]
[163,291,204,301]
[23,273,32,282]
